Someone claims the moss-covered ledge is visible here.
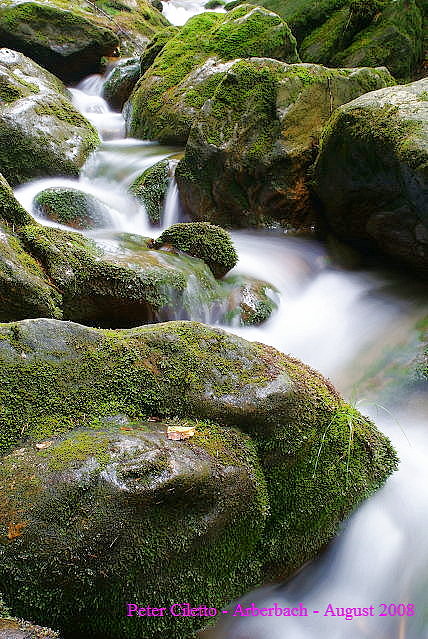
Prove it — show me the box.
[0,318,397,639]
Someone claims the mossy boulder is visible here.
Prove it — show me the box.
[0,0,170,80]
[0,2,119,82]
[0,318,397,637]
[0,174,33,227]
[129,159,173,224]
[0,48,100,186]
[225,0,424,80]
[16,224,212,327]
[0,222,62,322]
[176,58,394,228]
[33,188,114,230]
[102,58,141,110]
[300,0,423,81]
[314,77,428,274]
[126,5,299,143]
[152,222,238,277]
[139,26,180,75]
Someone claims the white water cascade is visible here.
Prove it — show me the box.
[11,3,428,635]
[162,0,225,26]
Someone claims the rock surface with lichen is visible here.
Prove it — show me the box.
[102,58,141,110]
[314,77,428,273]
[126,5,300,143]
[0,318,397,639]
[175,58,394,228]
[0,48,100,186]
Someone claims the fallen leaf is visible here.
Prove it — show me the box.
[35,441,53,450]
[7,521,27,540]
[120,427,134,431]
[167,426,196,441]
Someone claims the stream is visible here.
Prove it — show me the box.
[12,9,428,638]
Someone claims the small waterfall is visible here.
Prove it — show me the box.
[162,177,182,229]
[69,86,125,140]
[162,0,225,25]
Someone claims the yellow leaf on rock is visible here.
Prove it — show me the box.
[167,426,196,440]
[7,521,27,540]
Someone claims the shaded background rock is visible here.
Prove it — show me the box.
[0,49,100,186]
[314,77,428,274]
[0,2,119,82]
[175,59,394,229]
[225,0,424,80]
[0,0,170,78]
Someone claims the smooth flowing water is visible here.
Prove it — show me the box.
[13,18,428,639]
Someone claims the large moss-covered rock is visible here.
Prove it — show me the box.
[226,0,424,79]
[33,188,114,230]
[126,5,299,143]
[176,58,394,228]
[0,222,62,322]
[139,25,180,75]
[152,222,238,278]
[0,2,119,82]
[16,224,211,326]
[0,417,266,639]
[0,0,169,80]
[0,48,100,186]
[314,78,428,274]
[300,0,423,81]
[102,57,141,110]
[0,318,397,638]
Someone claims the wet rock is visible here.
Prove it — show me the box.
[175,59,394,228]
[225,275,279,325]
[126,5,299,143]
[0,48,100,186]
[0,0,170,79]
[129,159,175,225]
[0,174,33,227]
[0,222,62,322]
[0,318,397,638]
[314,77,428,274]
[0,2,119,82]
[33,188,114,230]
[102,58,141,110]
[152,222,238,278]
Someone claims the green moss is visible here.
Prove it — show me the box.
[153,222,238,277]
[205,0,226,7]
[40,431,111,470]
[128,5,299,141]
[0,318,398,638]
[130,160,170,224]
[34,188,111,230]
